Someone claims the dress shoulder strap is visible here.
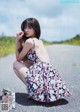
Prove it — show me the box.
[32,39,35,48]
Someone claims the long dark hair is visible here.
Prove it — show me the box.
[21,18,41,42]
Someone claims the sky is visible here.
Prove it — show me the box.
[0,0,80,42]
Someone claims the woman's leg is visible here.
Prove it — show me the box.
[13,61,29,85]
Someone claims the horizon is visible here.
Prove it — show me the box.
[0,33,80,42]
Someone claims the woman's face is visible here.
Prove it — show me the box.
[24,26,35,38]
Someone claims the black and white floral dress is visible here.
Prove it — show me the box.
[25,47,71,102]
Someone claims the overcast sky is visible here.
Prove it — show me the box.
[0,0,80,41]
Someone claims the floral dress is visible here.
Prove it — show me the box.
[25,46,71,102]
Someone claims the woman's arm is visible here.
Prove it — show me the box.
[16,39,22,61]
[16,32,24,61]
[17,38,33,61]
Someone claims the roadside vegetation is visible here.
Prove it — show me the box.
[43,34,80,46]
[0,36,16,57]
[0,34,80,57]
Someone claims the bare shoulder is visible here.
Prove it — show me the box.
[25,38,33,45]
[23,38,33,48]
[25,38,33,43]
[32,38,43,46]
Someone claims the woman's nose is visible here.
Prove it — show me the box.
[24,28,28,32]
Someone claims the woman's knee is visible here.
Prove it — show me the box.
[13,60,26,71]
[13,61,18,70]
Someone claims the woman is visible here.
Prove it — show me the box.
[13,18,71,102]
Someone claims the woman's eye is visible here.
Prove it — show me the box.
[24,26,32,30]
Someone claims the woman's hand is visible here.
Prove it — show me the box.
[16,31,24,41]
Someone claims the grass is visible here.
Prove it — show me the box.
[0,36,16,57]
[0,34,80,57]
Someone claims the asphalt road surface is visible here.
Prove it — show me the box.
[0,44,80,112]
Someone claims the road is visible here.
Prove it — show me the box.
[0,44,80,112]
